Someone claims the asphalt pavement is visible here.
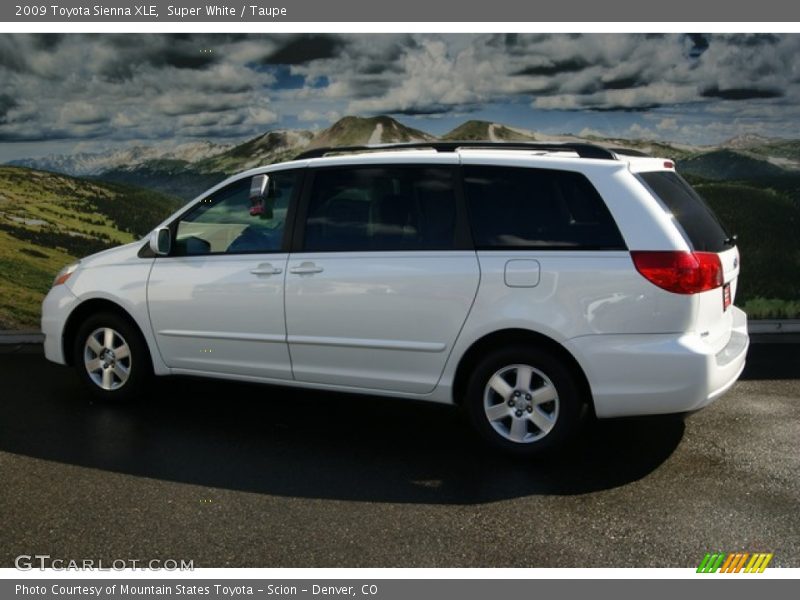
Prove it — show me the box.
[0,344,798,567]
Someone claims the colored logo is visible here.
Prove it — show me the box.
[697,552,773,573]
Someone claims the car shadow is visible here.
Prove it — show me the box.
[0,353,685,504]
[739,340,800,380]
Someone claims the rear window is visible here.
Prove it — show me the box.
[638,171,732,253]
[463,166,626,250]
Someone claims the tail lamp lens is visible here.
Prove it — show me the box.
[631,251,723,294]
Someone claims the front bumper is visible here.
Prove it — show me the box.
[567,306,750,418]
[41,284,80,364]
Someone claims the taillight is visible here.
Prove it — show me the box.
[631,251,723,294]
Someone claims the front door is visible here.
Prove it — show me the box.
[147,170,300,380]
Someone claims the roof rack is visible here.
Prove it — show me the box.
[294,141,629,161]
[606,147,651,158]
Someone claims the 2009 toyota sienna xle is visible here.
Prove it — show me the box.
[41,142,749,455]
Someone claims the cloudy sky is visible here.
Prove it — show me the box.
[1,33,799,160]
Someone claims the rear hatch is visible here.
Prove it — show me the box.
[638,170,739,350]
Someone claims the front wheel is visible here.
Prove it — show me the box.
[72,312,151,402]
[464,346,584,456]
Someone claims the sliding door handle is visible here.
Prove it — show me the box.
[289,262,324,275]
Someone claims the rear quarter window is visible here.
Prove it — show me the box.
[463,166,626,250]
[638,171,732,253]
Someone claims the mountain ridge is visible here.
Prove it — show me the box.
[9,115,800,200]
[10,140,234,177]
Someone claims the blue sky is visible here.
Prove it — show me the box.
[1,33,799,161]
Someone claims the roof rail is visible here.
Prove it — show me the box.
[606,147,651,158]
[294,141,624,161]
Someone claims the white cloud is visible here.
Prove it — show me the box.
[656,118,678,131]
[58,101,107,126]
[297,109,341,123]
[244,106,279,127]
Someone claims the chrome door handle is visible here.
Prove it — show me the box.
[250,264,283,275]
[289,262,324,275]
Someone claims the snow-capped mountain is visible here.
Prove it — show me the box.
[10,140,234,176]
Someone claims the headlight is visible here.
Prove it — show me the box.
[53,262,80,287]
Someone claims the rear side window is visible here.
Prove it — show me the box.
[303,166,457,252]
[638,171,732,253]
[463,166,626,250]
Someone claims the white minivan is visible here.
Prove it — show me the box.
[41,142,749,455]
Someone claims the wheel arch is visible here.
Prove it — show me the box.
[62,298,152,368]
[451,328,595,417]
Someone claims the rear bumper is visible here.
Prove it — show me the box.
[567,306,750,418]
[41,284,79,365]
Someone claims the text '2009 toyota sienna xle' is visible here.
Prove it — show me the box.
[41,142,749,455]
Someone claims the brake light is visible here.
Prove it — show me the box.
[631,251,723,294]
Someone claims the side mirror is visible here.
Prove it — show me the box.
[149,227,171,256]
[250,174,269,201]
[249,174,274,219]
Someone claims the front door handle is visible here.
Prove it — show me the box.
[289,262,324,275]
[250,263,283,276]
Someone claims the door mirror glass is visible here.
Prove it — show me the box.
[249,174,274,219]
[149,227,171,256]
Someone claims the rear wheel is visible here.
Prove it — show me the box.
[464,345,584,456]
[72,312,151,402]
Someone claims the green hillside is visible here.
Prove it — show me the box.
[689,179,800,317]
[747,140,800,163]
[678,150,789,180]
[99,160,228,201]
[0,166,183,328]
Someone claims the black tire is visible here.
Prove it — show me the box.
[464,345,584,456]
[72,311,152,402]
